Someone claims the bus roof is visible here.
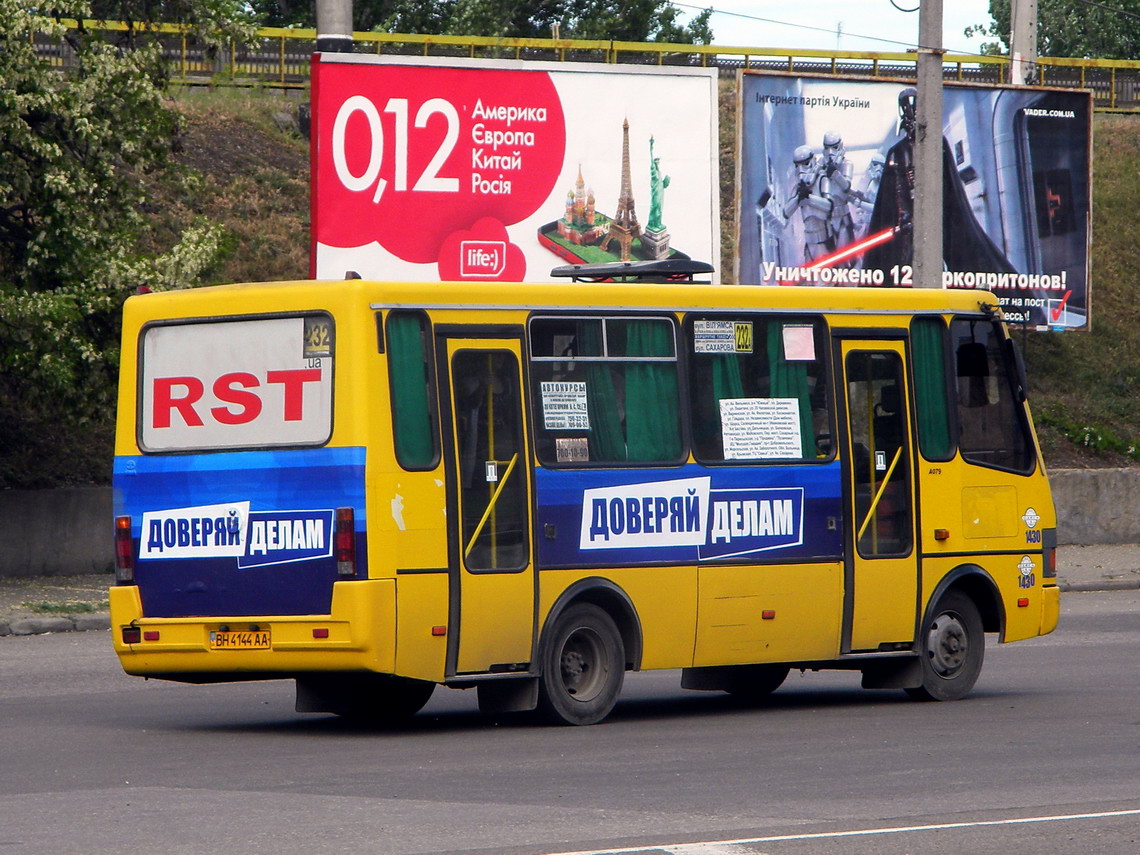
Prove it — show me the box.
[124,279,999,320]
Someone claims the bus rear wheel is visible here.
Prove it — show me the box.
[906,591,984,702]
[537,603,625,726]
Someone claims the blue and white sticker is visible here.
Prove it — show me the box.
[577,476,804,560]
[139,502,333,568]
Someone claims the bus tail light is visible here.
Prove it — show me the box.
[1043,528,1057,579]
[114,515,135,583]
[335,507,357,577]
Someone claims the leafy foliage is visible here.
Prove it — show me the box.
[248,0,713,43]
[967,0,1140,59]
[86,0,259,49]
[0,0,228,487]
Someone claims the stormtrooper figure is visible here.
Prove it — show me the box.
[853,151,886,234]
[782,144,834,263]
[820,130,857,254]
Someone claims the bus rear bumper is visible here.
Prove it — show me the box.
[109,579,396,679]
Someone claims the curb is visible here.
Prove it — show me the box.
[0,614,111,637]
[1060,580,1140,592]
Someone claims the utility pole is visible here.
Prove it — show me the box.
[316,0,353,53]
[912,0,944,289]
[1010,0,1038,84]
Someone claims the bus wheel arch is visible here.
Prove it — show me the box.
[542,578,643,671]
[929,564,1005,638]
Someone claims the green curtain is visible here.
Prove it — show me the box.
[578,321,626,462]
[911,317,953,459]
[624,320,681,461]
[387,312,435,467]
[766,322,813,457]
[709,353,745,458]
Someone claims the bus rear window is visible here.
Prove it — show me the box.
[138,314,334,452]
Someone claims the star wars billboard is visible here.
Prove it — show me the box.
[310,54,720,284]
[737,72,1092,331]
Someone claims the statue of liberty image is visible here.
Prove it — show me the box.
[647,137,671,232]
[643,136,672,259]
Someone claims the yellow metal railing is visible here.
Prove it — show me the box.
[38,20,1140,110]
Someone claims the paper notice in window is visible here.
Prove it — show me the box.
[541,381,590,430]
[720,398,802,459]
[782,324,815,361]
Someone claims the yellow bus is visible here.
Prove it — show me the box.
[111,262,1060,725]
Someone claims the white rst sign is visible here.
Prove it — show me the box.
[140,316,333,451]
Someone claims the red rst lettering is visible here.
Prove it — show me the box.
[265,368,322,421]
[152,377,205,428]
[210,372,263,425]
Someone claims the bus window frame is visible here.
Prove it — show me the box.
[134,310,336,455]
[526,312,688,469]
[683,312,836,467]
[384,308,442,472]
[950,315,1037,477]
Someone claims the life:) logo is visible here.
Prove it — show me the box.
[460,240,506,277]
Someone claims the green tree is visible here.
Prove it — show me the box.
[248,0,713,43]
[967,0,1140,59]
[0,1,228,487]
[85,0,259,47]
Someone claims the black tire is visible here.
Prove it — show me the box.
[338,675,436,723]
[724,664,790,703]
[537,603,625,725]
[905,591,984,702]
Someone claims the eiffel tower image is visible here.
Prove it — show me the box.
[600,119,641,261]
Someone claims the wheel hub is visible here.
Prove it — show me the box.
[926,612,968,677]
[560,629,605,700]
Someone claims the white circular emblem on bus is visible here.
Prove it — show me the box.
[1022,508,1040,529]
[1018,556,1036,576]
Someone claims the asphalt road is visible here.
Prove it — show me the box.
[1,591,1136,855]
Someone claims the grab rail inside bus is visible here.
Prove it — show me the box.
[856,446,903,542]
[464,453,520,559]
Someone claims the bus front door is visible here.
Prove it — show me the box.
[438,336,536,676]
[838,340,918,652]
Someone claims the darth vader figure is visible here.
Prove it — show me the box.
[865,87,1014,276]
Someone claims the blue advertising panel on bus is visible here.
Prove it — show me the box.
[113,447,366,617]
[535,462,843,568]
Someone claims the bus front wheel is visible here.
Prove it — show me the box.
[538,603,625,725]
[906,591,984,702]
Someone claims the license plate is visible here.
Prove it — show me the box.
[209,630,270,650]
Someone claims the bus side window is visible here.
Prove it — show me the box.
[687,316,831,462]
[386,310,439,469]
[950,318,1034,473]
[528,316,683,466]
